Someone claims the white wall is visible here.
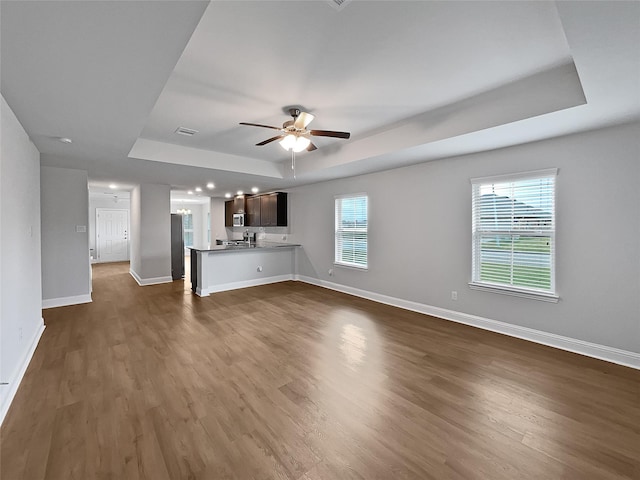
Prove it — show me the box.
[40,166,91,306]
[88,194,130,259]
[0,95,44,423]
[288,122,640,355]
[130,184,171,283]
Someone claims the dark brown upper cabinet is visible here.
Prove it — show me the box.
[224,200,234,227]
[260,192,287,226]
[226,192,287,227]
[246,195,261,227]
[233,195,246,214]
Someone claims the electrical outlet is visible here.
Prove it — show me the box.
[451,291,458,301]
[19,327,23,341]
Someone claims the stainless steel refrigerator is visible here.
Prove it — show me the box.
[170,214,184,280]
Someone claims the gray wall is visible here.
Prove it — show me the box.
[40,166,91,302]
[200,200,210,246]
[130,186,142,276]
[130,183,171,281]
[0,95,43,417]
[210,198,226,242]
[288,122,640,353]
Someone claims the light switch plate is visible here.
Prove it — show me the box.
[76,225,87,233]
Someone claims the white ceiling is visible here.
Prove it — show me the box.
[2,1,638,197]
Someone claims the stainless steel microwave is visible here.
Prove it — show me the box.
[233,213,245,227]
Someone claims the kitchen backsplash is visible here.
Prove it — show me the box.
[224,226,296,244]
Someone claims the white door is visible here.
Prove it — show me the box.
[96,209,129,262]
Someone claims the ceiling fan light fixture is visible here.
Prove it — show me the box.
[242,109,349,153]
[280,134,310,153]
[293,136,310,152]
[279,134,297,151]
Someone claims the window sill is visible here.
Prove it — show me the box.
[334,262,368,271]
[468,282,559,303]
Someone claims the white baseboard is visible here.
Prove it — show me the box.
[129,269,172,286]
[197,274,294,297]
[295,275,640,370]
[0,320,45,426]
[42,293,92,309]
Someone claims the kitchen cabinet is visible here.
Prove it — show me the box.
[224,200,234,227]
[260,194,275,226]
[233,195,246,214]
[260,192,287,226]
[246,195,261,226]
[227,192,287,227]
[189,244,299,296]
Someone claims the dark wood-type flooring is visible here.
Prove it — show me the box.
[1,262,639,479]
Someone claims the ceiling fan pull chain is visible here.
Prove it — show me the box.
[291,150,296,179]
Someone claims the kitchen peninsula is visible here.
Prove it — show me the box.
[189,242,300,296]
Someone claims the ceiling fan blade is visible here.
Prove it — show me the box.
[239,122,282,130]
[310,130,351,139]
[306,141,317,152]
[256,135,284,146]
[294,111,315,129]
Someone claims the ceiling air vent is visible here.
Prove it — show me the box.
[175,126,199,136]
[328,0,352,11]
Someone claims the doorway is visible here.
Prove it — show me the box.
[96,208,129,262]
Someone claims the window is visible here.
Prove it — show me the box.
[470,169,558,302]
[183,213,194,247]
[335,194,368,269]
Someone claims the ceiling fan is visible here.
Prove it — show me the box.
[239,108,350,153]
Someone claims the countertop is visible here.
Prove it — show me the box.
[188,241,300,253]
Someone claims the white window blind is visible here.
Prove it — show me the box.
[471,169,557,300]
[335,194,368,269]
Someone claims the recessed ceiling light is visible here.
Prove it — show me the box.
[251,187,259,194]
[59,137,72,144]
[206,182,214,189]
[109,184,117,189]
[188,190,194,195]
[195,187,202,192]
[225,193,232,198]
[237,190,243,195]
